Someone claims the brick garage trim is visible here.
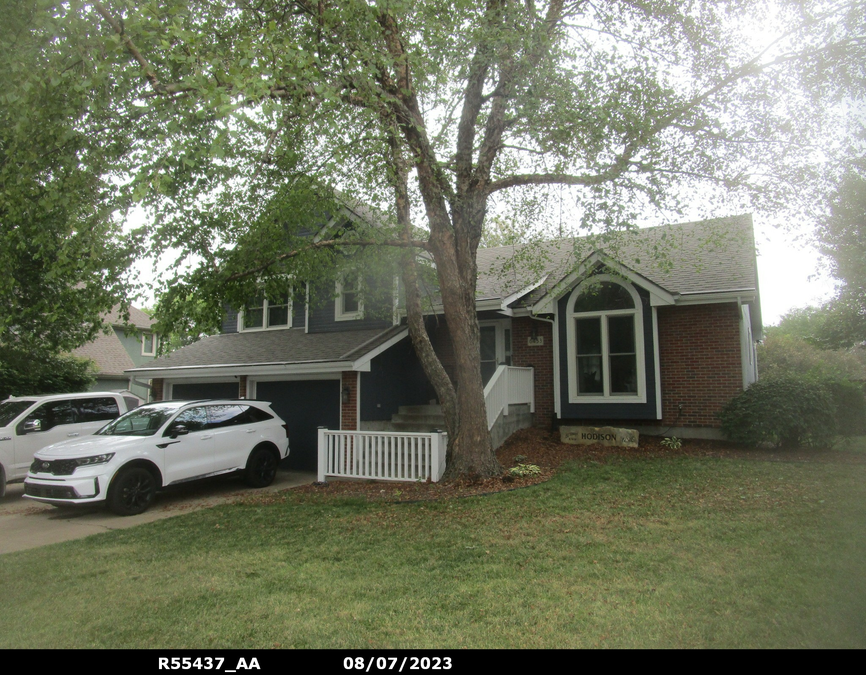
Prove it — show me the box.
[341,371,358,431]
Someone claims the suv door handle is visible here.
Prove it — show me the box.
[246,429,256,433]
[201,434,213,440]
[67,432,80,437]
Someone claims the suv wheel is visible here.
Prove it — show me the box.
[245,447,278,488]
[108,466,156,516]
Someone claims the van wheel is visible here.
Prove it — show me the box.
[245,447,278,488]
[0,467,6,499]
[108,467,156,516]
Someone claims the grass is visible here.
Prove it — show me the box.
[2,451,865,648]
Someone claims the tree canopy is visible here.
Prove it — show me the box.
[13,0,866,477]
[0,2,139,358]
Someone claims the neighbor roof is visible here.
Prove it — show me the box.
[72,304,156,377]
[103,305,156,330]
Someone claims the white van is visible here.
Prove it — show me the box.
[0,392,138,497]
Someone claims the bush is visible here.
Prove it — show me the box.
[719,376,838,448]
[0,347,96,399]
[825,380,866,437]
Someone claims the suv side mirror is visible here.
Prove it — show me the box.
[168,424,189,439]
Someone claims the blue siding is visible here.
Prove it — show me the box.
[360,336,431,421]
[222,307,239,333]
[557,284,658,420]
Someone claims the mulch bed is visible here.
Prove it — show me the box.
[291,427,866,504]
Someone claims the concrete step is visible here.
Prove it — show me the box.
[391,413,446,425]
[389,421,446,432]
[397,404,443,415]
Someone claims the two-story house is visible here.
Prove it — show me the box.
[127,214,762,472]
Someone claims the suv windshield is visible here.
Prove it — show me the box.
[0,400,35,427]
[96,405,181,437]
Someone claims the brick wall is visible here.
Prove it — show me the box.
[511,317,555,428]
[657,303,743,427]
[238,375,247,399]
[341,371,358,430]
[151,378,164,402]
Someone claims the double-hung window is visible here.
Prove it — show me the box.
[567,277,645,403]
[336,274,363,321]
[241,291,291,330]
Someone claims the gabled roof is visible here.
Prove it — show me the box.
[476,214,760,314]
[72,304,155,377]
[73,331,136,377]
[103,305,155,330]
[126,325,408,377]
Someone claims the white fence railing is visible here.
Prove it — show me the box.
[317,429,447,483]
[316,366,533,483]
[483,366,534,430]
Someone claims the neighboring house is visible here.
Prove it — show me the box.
[127,214,762,472]
[74,305,159,402]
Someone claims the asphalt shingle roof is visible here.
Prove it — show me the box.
[130,325,405,371]
[73,330,136,376]
[476,214,758,304]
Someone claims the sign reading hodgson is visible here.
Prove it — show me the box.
[560,426,639,448]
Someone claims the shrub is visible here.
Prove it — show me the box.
[508,463,541,477]
[719,376,837,448]
[825,380,866,437]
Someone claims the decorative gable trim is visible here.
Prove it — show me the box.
[531,251,676,315]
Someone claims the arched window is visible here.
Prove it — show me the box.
[566,276,645,402]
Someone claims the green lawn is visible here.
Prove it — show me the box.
[2,452,865,648]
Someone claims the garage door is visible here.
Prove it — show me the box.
[171,382,240,400]
[255,380,340,471]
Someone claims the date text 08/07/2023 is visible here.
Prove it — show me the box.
[156,656,455,672]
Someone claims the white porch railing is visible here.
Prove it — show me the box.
[483,365,535,430]
[317,428,447,483]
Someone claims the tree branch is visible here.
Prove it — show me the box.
[225,237,430,282]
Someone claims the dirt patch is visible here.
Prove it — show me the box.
[290,427,866,504]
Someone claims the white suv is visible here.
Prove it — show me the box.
[24,399,290,515]
[0,391,138,497]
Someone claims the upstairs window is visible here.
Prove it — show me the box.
[566,277,645,403]
[141,333,157,356]
[241,291,291,331]
[336,274,363,321]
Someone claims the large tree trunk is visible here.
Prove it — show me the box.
[432,204,503,481]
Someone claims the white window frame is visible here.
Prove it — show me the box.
[239,291,293,332]
[335,276,364,321]
[565,275,646,404]
[141,333,157,356]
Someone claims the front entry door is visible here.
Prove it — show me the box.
[479,321,512,385]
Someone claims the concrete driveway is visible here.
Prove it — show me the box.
[0,468,315,555]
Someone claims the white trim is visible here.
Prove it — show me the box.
[356,371,361,429]
[305,285,310,334]
[335,277,364,321]
[131,360,361,379]
[552,312,561,418]
[239,292,292,332]
[141,333,157,357]
[532,251,676,314]
[676,291,757,305]
[565,275,646,404]
[500,276,549,312]
[478,319,513,371]
[351,328,410,370]
[652,306,662,420]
